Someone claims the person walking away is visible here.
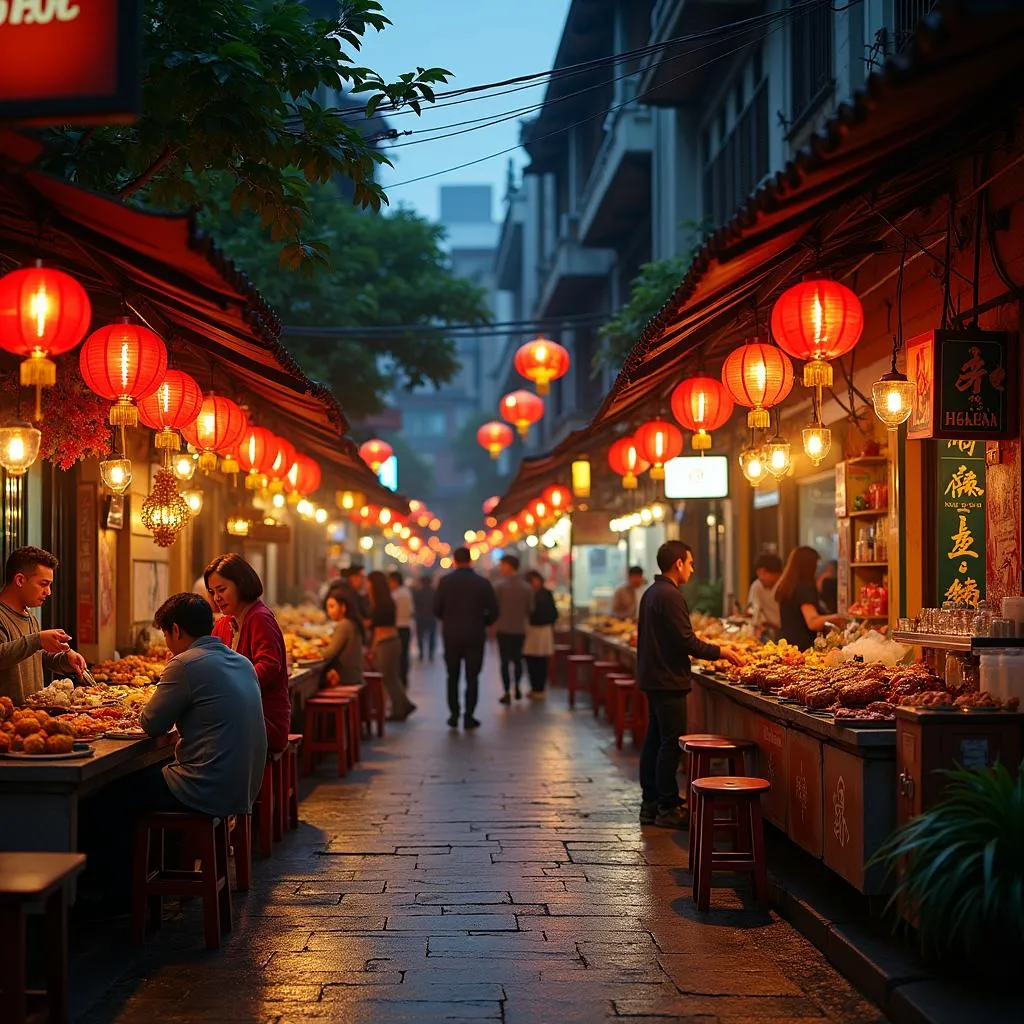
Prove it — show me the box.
[368,571,416,721]
[412,574,437,662]
[746,553,783,641]
[611,566,646,620]
[522,570,558,698]
[637,541,743,829]
[494,554,533,704]
[321,585,364,687]
[0,546,87,705]
[206,553,292,754]
[433,547,498,729]
[776,547,847,651]
[388,571,414,688]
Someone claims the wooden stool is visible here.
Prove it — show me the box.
[552,644,572,687]
[323,687,363,764]
[0,852,85,1024]
[285,733,303,830]
[610,677,642,749]
[565,654,594,709]
[362,671,386,737]
[690,777,770,911]
[132,812,232,950]
[230,813,252,892]
[684,738,755,881]
[270,751,288,842]
[252,758,278,859]
[677,733,732,799]
[302,695,353,776]
[590,660,619,718]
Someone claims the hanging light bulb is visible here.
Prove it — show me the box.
[738,443,766,486]
[272,492,286,509]
[802,424,832,466]
[0,421,42,476]
[172,452,196,482]
[182,490,204,515]
[872,341,915,427]
[765,410,792,480]
[314,507,328,525]
[99,457,133,495]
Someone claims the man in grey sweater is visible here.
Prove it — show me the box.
[493,554,534,704]
[140,593,267,815]
[0,546,86,705]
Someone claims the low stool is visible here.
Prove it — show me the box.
[565,654,594,710]
[590,660,619,718]
[285,734,303,830]
[230,813,251,891]
[362,672,386,737]
[302,696,353,777]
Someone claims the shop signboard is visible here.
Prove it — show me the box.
[936,440,987,608]
[663,456,729,499]
[0,0,142,124]
[906,330,1017,441]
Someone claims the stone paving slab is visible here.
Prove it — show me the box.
[72,656,889,1023]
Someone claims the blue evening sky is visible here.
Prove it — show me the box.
[358,0,573,222]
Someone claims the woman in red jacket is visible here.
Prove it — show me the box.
[205,553,291,754]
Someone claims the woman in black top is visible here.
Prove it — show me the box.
[775,547,846,651]
[367,571,415,721]
[522,570,558,696]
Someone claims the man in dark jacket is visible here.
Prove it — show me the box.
[434,547,499,730]
[637,540,743,829]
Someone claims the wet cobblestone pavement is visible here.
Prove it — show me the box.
[76,656,888,1023]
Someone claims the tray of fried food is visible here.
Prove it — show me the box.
[954,691,1020,712]
[90,654,166,685]
[834,701,897,726]
[901,689,955,709]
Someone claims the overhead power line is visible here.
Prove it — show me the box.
[282,312,610,337]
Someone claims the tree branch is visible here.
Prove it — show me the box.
[117,147,176,199]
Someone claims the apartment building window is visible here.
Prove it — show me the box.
[701,52,769,230]
[893,0,939,51]
[790,0,834,127]
[403,411,447,438]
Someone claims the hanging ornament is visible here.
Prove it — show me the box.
[608,436,650,490]
[286,453,322,497]
[0,421,42,476]
[721,341,795,429]
[500,389,544,438]
[138,369,204,457]
[0,261,92,420]
[771,276,864,387]
[180,393,248,473]
[140,468,192,547]
[236,425,277,488]
[514,336,570,395]
[542,484,571,514]
[359,438,392,472]
[477,421,514,459]
[670,376,735,451]
[634,418,684,480]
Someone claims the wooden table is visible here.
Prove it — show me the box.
[0,851,86,1024]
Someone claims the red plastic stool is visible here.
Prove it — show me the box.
[690,777,770,911]
[552,644,572,687]
[302,696,353,776]
[132,812,232,949]
[326,687,363,764]
[230,813,251,891]
[590,660,618,718]
[609,677,642,749]
[252,757,279,859]
[362,672,386,738]
[271,751,287,842]
[565,654,594,710]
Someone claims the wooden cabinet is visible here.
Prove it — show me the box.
[895,708,1023,826]
[788,730,824,857]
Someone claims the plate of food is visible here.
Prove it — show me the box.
[105,728,148,740]
[1,741,95,760]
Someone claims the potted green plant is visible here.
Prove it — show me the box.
[870,761,1024,974]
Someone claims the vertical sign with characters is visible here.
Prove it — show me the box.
[936,440,987,608]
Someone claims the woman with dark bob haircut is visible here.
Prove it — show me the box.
[206,553,290,753]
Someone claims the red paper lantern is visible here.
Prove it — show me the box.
[236,426,278,476]
[138,369,204,452]
[608,436,649,490]
[265,435,296,483]
[770,276,864,387]
[285,453,322,496]
[500,390,544,438]
[180,393,248,471]
[79,318,168,427]
[482,495,501,515]
[514,336,570,395]
[0,262,92,416]
[542,484,572,513]
[477,421,514,459]
[634,418,684,481]
[721,341,795,430]
[671,376,735,450]
[359,438,393,472]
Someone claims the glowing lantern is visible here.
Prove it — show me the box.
[0,421,41,476]
[608,436,650,490]
[634,418,684,480]
[738,443,767,486]
[531,499,548,522]
[79,318,168,428]
[285,453,322,497]
[670,376,734,451]
[482,495,500,515]
[336,490,365,512]
[504,518,521,539]
[359,439,392,472]
[514,336,570,395]
[138,369,204,454]
[180,393,248,473]
[0,262,92,419]
[477,421,514,459]
[265,435,297,492]
[500,390,544,438]
[721,341,795,430]
[571,456,591,498]
[770,276,864,387]
[236,425,277,489]
[542,484,571,514]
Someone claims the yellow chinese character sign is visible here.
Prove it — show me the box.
[936,441,986,608]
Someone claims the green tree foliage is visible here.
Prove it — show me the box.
[596,222,709,372]
[211,187,491,419]
[40,0,450,268]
